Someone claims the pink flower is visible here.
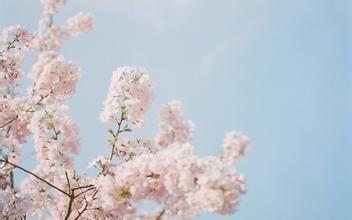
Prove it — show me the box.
[0,25,31,88]
[30,54,81,104]
[0,97,31,143]
[0,187,30,218]
[155,100,195,148]
[41,0,67,15]
[65,12,95,37]
[29,105,80,168]
[0,0,250,218]
[100,66,154,126]
[222,131,250,164]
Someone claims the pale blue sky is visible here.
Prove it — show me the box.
[1,0,351,219]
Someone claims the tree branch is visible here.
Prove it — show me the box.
[0,115,18,129]
[109,111,125,160]
[74,186,95,199]
[10,171,14,188]
[0,159,70,197]
[64,193,75,220]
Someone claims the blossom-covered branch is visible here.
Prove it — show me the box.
[0,0,250,219]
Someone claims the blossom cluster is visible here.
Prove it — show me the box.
[100,66,154,126]
[0,0,250,219]
[96,142,247,218]
[29,52,81,104]
[0,25,31,89]
[155,100,195,148]
[29,105,80,168]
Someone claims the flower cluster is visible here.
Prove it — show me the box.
[155,100,195,148]
[96,143,247,218]
[0,98,33,190]
[100,66,154,126]
[29,53,81,104]
[34,1,94,52]
[0,97,31,143]
[115,138,154,162]
[19,168,98,218]
[0,25,31,89]
[0,0,250,219]
[65,12,95,37]
[0,187,29,219]
[222,131,250,164]
[29,105,80,168]
[41,0,67,15]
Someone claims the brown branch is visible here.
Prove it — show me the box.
[156,195,170,220]
[10,171,14,188]
[91,189,99,200]
[0,159,70,197]
[6,33,20,50]
[0,115,18,129]
[64,193,75,220]
[65,171,71,193]
[156,209,166,220]
[74,187,95,199]
[74,184,95,190]
[70,182,96,219]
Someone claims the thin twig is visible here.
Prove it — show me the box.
[109,111,125,160]
[0,115,18,129]
[91,189,98,200]
[156,209,166,220]
[74,187,95,199]
[73,184,95,191]
[65,171,71,193]
[6,33,20,50]
[71,181,96,219]
[156,195,170,220]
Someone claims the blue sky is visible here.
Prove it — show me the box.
[1,0,351,219]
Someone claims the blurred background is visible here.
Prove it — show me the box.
[1,0,351,219]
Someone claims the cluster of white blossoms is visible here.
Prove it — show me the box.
[0,0,250,219]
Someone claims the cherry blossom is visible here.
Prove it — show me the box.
[0,25,31,88]
[100,66,154,126]
[65,12,95,37]
[155,100,195,148]
[29,104,80,168]
[0,0,250,219]
[0,187,30,219]
[29,54,81,104]
[222,131,250,164]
